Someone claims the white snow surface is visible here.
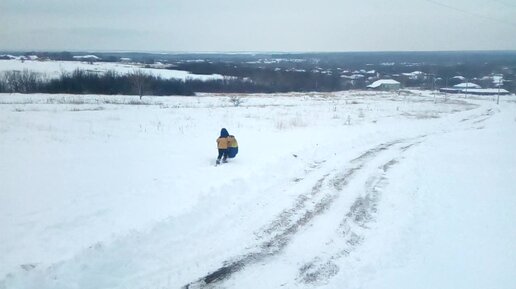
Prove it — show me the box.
[0,59,224,81]
[0,91,515,289]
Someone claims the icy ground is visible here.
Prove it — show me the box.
[0,91,515,289]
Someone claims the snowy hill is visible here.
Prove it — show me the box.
[0,59,224,81]
[0,91,515,289]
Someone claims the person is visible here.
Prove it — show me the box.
[216,128,230,165]
[227,135,239,158]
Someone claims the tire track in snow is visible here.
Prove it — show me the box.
[461,108,497,125]
[297,156,405,285]
[294,106,499,285]
[183,139,423,289]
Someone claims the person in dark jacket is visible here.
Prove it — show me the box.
[216,128,230,165]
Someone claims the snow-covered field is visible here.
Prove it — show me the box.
[0,59,224,81]
[0,91,515,289]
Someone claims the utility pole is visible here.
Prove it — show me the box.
[496,76,503,105]
[429,74,436,103]
[497,84,500,105]
[444,77,449,100]
[464,79,468,98]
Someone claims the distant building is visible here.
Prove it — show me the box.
[441,81,510,95]
[464,88,510,95]
[490,74,504,87]
[341,74,365,80]
[452,76,466,81]
[453,82,481,89]
[73,55,101,62]
[402,71,425,80]
[440,87,510,96]
[367,79,401,91]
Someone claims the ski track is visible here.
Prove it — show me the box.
[184,105,498,289]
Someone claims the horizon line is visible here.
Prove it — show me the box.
[1,49,516,55]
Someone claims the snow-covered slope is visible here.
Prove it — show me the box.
[0,59,224,81]
[0,91,515,289]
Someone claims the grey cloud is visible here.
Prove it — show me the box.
[1,0,515,51]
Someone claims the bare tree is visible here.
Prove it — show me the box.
[4,71,21,92]
[0,73,5,92]
[130,69,147,100]
[19,69,41,93]
[2,70,42,93]
[228,95,244,107]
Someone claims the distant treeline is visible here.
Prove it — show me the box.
[0,69,258,96]
[0,69,188,95]
[0,68,350,96]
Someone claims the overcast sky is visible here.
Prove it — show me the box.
[0,0,515,52]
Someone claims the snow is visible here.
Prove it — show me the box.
[493,75,504,86]
[462,88,510,94]
[441,88,510,95]
[0,59,224,81]
[341,74,364,80]
[402,71,423,76]
[363,117,516,289]
[0,55,17,60]
[73,55,101,60]
[402,71,425,80]
[367,79,400,88]
[453,82,482,89]
[0,90,515,289]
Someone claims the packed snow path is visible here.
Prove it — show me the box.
[1,91,515,289]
